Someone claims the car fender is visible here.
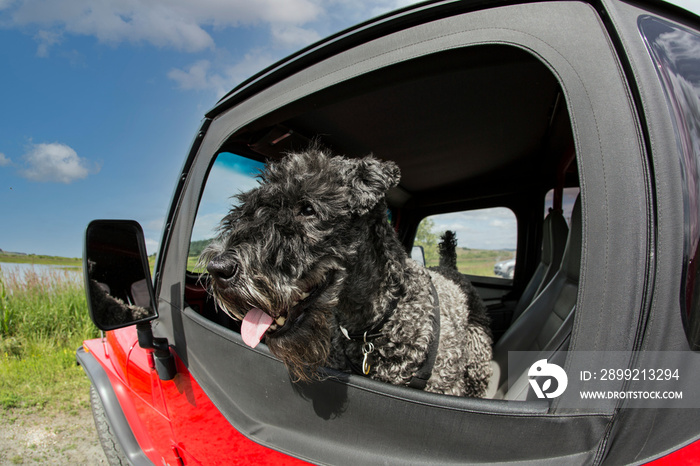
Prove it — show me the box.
[77,345,156,465]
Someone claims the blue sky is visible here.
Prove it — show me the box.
[1,0,699,258]
[0,0,418,258]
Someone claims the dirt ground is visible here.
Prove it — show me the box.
[0,406,106,465]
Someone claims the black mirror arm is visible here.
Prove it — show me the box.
[136,322,177,381]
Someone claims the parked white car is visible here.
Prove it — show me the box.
[494,258,515,279]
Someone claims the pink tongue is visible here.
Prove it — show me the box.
[241,308,274,348]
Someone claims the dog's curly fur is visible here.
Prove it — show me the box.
[201,147,493,397]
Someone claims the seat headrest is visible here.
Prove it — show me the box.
[562,195,582,282]
[541,209,568,265]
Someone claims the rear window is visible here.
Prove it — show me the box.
[544,187,580,224]
[415,207,517,277]
[640,16,700,350]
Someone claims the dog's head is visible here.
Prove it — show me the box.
[201,147,400,380]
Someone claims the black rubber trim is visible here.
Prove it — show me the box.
[76,346,154,466]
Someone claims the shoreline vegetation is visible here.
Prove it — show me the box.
[0,265,104,463]
[0,251,81,267]
[0,266,96,411]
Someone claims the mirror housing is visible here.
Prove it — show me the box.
[84,219,158,331]
[84,220,176,380]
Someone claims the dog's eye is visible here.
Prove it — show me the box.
[299,203,315,217]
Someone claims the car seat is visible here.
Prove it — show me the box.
[486,195,581,399]
[509,208,569,323]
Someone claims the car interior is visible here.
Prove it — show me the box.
[184,43,581,400]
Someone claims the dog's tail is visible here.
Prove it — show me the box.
[438,230,458,271]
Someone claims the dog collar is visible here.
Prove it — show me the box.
[340,279,441,389]
[339,297,399,375]
[339,297,399,341]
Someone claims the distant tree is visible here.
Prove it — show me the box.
[188,239,213,257]
[415,218,438,247]
[414,218,440,265]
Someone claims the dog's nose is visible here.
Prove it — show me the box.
[207,254,239,283]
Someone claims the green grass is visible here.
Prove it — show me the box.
[187,246,515,277]
[187,255,204,272]
[0,252,81,267]
[423,246,514,276]
[0,266,98,411]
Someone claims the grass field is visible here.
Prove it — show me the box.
[0,252,81,267]
[423,246,514,277]
[0,266,98,411]
[187,245,514,277]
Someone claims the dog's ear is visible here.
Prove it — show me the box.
[346,156,400,215]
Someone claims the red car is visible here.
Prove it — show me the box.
[78,0,700,464]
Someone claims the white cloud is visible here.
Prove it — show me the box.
[34,29,62,57]
[320,0,419,25]
[169,52,278,96]
[7,0,323,52]
[6,0,424,95]
[666,0,700,15]
[270,24,321,48]
[4,0,424,57]
[191,212,228,241]
[10,1,212,52]
[0,152,11,167]
[429,208,517,250]
[167,60,215,91]
[144,237,160,257]
[163,1,430,96]
[20,142,99,183]
[146,217,165,233]
[188,0,322,25]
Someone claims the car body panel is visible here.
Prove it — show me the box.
[180,306,611,465]
[80,339,172,465]
[648,438,700,464]
[81,330,310,465]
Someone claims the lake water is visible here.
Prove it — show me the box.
[0,262,83,285]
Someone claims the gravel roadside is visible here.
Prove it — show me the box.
[0,406,107,465]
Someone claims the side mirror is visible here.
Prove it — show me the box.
[84,220,176,380]
[84,220,157,331]
[411,245,426,267]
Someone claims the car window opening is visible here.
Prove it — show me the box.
[184,43,581,403]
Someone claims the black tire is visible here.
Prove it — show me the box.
[90,384,129,466]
